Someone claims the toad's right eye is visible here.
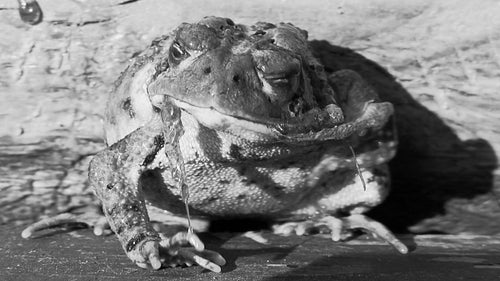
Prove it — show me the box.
[169,41,189,64]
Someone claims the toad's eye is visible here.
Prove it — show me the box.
[169,41,189,64]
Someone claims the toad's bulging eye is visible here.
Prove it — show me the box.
[169,41,189,64]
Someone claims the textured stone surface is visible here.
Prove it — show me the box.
[0,0,499,234]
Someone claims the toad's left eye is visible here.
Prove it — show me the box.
[169,41,189,64]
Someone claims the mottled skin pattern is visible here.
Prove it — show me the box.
[24,17,407,271]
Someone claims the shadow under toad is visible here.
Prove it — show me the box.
[309,40,498,234]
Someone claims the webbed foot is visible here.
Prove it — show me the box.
[273,214,408,254]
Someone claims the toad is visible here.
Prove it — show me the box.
[23,17,408,272]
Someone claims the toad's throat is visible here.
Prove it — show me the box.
[168,97,394,143]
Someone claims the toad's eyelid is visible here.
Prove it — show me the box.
[173,41,182,49]
[171,41,189,58]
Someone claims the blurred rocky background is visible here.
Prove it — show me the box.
[1,0,499,234]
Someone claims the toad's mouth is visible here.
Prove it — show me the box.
[168,96,394,143]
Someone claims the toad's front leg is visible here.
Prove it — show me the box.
[89,123,225,271]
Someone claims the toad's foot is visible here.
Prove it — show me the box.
[131,232,226,272]
[272,214,408,254]
[21,207,111,238]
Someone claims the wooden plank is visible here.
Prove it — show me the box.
[1,0,499,237]
[2,227,500,280]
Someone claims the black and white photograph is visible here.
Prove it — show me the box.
[1,0,499,280]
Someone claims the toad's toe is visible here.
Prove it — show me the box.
[272,214,408,254]
[21,208,111,238]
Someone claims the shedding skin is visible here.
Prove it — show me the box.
[90,120,225,272]
[21,16,408,272]
[21,211,225,272]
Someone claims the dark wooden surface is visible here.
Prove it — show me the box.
[2,227,500,281]
[1,0,499,236]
